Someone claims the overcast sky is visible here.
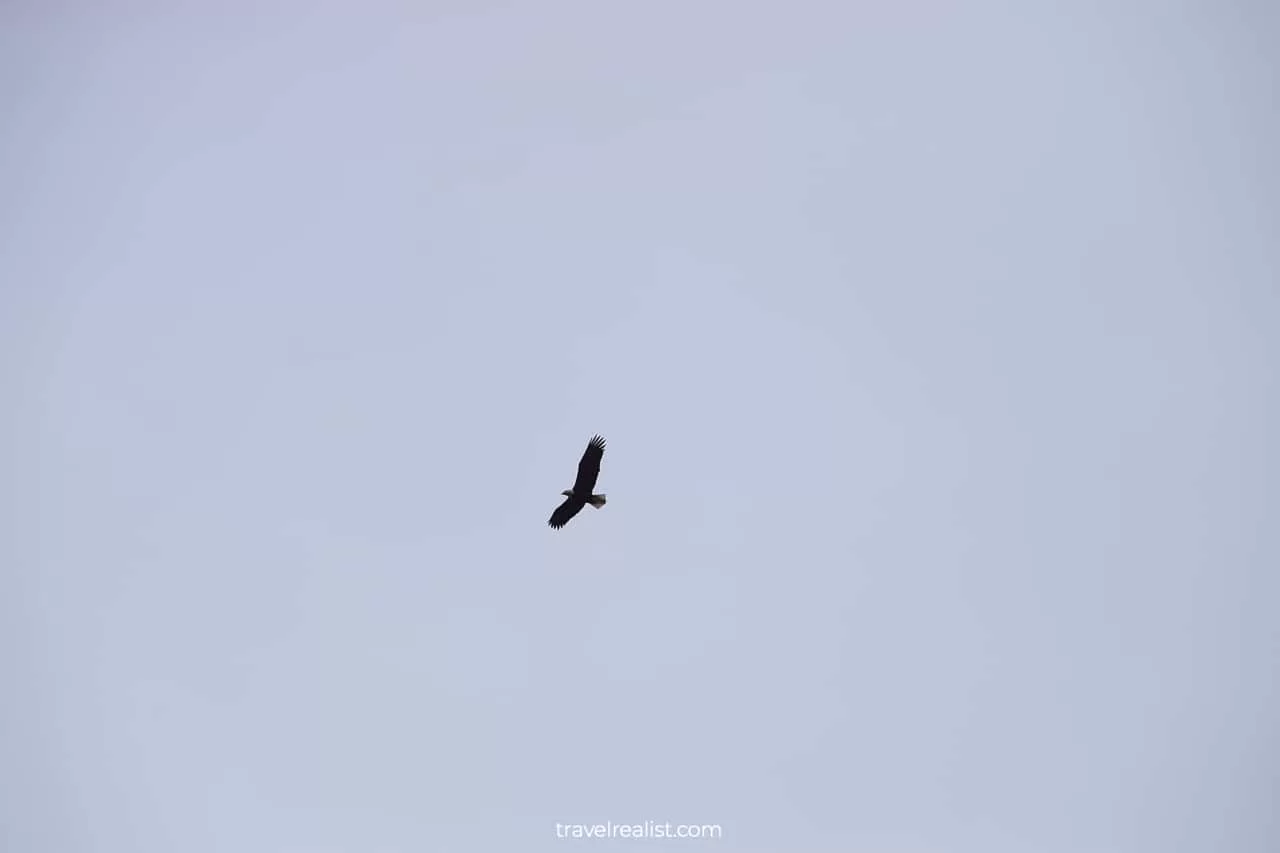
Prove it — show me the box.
[3,2,1277,852]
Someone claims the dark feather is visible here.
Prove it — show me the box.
[571,434,606,495]
[548,495,586,529]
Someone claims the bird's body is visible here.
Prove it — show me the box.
[548,435,607,529]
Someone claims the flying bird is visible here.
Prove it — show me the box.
[548,435,607,529]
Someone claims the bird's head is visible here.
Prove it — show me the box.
[561,489,574,497]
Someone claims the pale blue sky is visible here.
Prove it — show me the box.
[3,2,1277,852]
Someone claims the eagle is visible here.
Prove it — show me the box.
[548,435,607,529]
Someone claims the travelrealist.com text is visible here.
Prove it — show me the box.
[555,821,723,840]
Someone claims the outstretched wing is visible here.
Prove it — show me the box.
[572,435,606,495]
[548,495,586,529]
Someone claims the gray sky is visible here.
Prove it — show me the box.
[3,2,1277,852]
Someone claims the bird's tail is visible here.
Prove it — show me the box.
[588,494,607,508]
